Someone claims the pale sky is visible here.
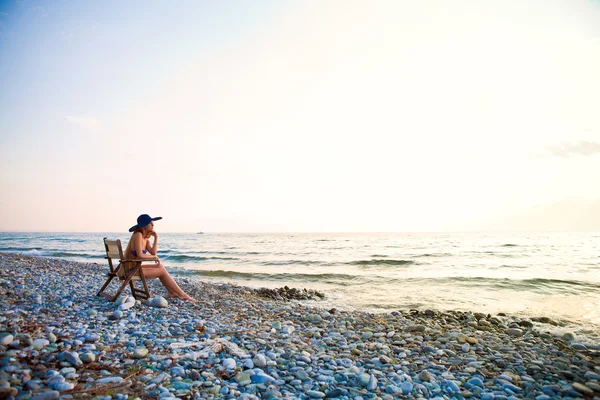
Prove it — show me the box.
[1,0,600,232]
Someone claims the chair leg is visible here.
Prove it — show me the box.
[111,276,133,302]
[97,275,116,297]
[129,280,136,298]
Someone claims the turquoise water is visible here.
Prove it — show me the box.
[1,231,600,337]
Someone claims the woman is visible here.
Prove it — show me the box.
[124,214,195,302]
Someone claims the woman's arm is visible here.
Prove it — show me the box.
[133,232,158,260]
[146,230,159,256]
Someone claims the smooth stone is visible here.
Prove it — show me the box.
[134,348,149,359]
[234,372,251,383]
[308,314,323,323]
[111,310,124,320]
[562,332,576,342]
[251,373,276,384]
[31,391,60,400]
[444,380,460,394]
[362,331,374,340]
[95,377,124,384]
[407,325,426,332]
[572,343,588,351]
[467,377,484,388]
[417,370,431,382]
[32,338,50,350]
[222,358,236,369]
[325,388,344,398]
[0,334,14,346]
[207,384,221,395]
[385,385,402,394]
[0,388,18,398]
[306,390,326,398]
[401,381,413,395]
[65,352,82,366]
[118,299,136,311]
[357,373,371,387]
[584,371,600,380]
[504,328,523,337]
[572,382,594,396]
[282,325,295,335]
[366,374,378,391]
[54,381,74,391]
[81,352,96,363]
[172,381,192,390]
[295,370,309,381]
[253,354,267,368]
[84,333,99,342]
[503,383,522,392]
[149,296,168,308]
[59,367,76,375]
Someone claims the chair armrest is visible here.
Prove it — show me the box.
[120,258,158,263]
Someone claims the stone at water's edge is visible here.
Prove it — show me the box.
[505,328,523,337]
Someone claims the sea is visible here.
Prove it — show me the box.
[1,231,599,342]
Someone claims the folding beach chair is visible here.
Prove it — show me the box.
[96,237,152,302]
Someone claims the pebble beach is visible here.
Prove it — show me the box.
[1,252,600,400]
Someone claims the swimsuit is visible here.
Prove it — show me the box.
[126,250,148,274]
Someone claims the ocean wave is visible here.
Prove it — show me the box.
[49,251,91,258]
[180,269,361,285]
[0,246,44,252]
[394,276,600,296]
[260,260,324,266]
[162,249,266,256]
[45,238,87,242]
[348,259,416,266]
[0,249,98,259]
[162,254,240,262]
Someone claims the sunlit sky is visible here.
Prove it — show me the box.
[1,0,600,233]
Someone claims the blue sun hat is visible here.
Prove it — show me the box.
[129,214,162,232]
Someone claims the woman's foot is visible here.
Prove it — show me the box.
[168,292,195,301]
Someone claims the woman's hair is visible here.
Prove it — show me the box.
[140,226,152,239]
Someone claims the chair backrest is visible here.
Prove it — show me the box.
[104,238,124,276]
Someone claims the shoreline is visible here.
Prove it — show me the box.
[1,252,599,399]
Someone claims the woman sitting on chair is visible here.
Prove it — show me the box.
[124,214,195,302]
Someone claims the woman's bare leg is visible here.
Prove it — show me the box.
[142,264,195,301]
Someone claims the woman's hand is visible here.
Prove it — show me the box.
[150,230,158,239]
